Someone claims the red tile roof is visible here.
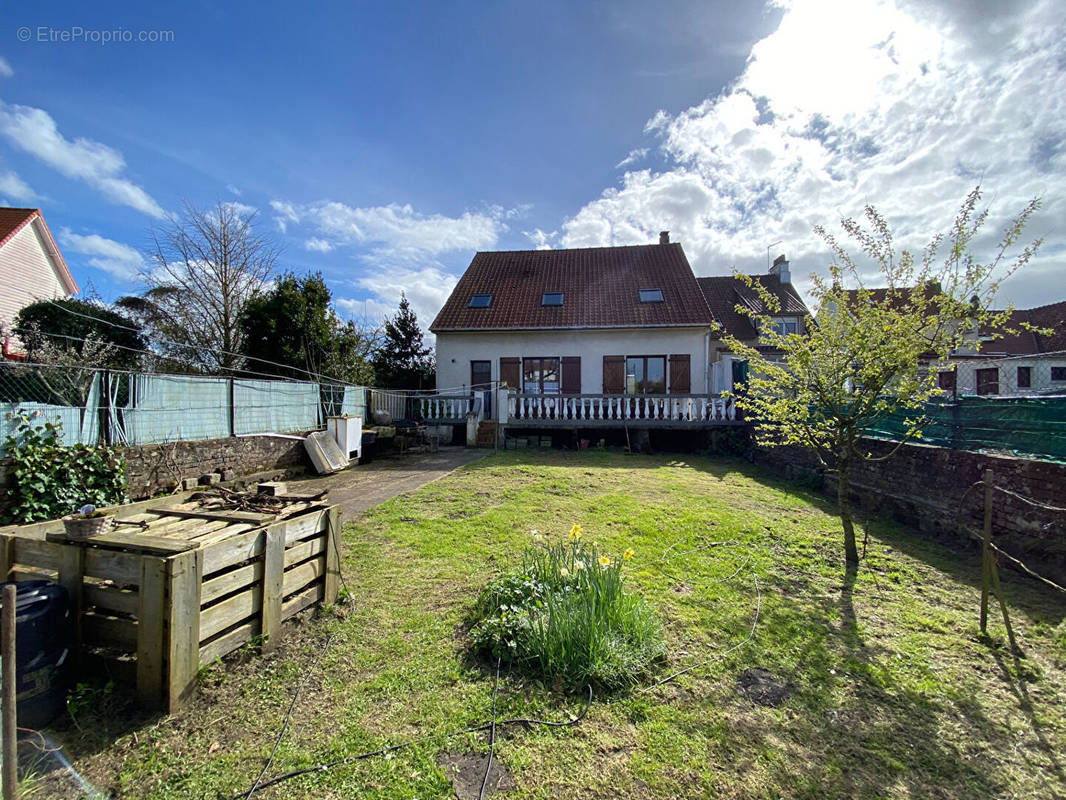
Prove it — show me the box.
[430,243,714,332]
[981,301,1066,355]
[0,207,78,295]
[697,274,810,341]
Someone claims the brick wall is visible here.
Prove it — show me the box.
[754,439,1066,583]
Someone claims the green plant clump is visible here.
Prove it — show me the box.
[2,412,128,524]
[470,525,664,690]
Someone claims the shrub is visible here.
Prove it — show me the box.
[470,525,664,690]
[2,412,127,524]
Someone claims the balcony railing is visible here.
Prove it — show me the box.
[506,392,736,425]
[415,393,474,422]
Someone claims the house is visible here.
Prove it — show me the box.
[697,255,811,392]
[428,234,811,430]
[0,208,79,358]
[942,300,1066,396]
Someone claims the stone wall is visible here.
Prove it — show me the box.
[754,439,1066,583]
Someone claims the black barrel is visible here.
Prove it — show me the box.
[359,431,377,464]
[0,580,73,729]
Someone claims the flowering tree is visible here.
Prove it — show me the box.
[721,188,1042,569]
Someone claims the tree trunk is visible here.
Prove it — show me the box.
[838,460,859,566]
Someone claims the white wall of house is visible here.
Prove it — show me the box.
[949,356,1066,396]
[435,327,713,415]
[0,222,72,347]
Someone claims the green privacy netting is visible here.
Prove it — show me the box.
[864,395,1066,463]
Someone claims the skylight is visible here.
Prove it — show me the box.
[541,292,564,306]
[468,293,493,308]
[638,288,664,303]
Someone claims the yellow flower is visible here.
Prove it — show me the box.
[575,560,587,572]
[598,555,611,567]
[569,524,582,540]
[559,567,570,578]
[623,548,634,560]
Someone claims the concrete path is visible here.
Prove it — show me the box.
[286,446,490,523]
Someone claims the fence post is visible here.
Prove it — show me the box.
[2,584,16,800]
[137,556,167,708]
[100,368,112,446]
[228,377,236,437]
[261,527,284,651]
[980,468,993,633]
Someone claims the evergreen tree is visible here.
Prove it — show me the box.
[373,293,434,389]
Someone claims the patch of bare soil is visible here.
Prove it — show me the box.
[437,751,514,799]
[736,668,794,707]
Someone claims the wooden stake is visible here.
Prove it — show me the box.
[2,583,18,800]
[980,468,993,633]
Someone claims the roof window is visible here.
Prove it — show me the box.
[468,294,493,308]
[541,292,564,306]
[638,288,664,303]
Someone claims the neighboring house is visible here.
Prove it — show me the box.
[942,300,1066,396]
[429,234,811,429]
[0,208,79,358]
[697,255,811,392]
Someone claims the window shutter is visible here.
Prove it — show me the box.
[668,354,691,394]
[561,357,581,394]
[603,355,624,394]
[499,357,520,390]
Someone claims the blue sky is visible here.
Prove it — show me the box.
[1,0,1064,331]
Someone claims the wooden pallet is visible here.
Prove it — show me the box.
[0,492,341,712]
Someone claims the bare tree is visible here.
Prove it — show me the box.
[120,201,278,373]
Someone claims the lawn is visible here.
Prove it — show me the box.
[53,450,1066,799]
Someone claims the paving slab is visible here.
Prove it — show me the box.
[285,446,490,523]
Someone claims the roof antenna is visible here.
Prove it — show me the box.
[766,241,781,272]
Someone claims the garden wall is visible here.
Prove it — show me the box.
[754,439,1066,584]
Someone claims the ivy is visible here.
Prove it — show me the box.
[2,412,128,525]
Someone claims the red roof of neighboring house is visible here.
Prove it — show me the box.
[430,243,714,332]
[981,301,1066,355]
[697,274,810,341]
[0,207,78,295]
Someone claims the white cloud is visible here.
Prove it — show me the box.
[304,237,334,253]
[269,199,300,233]
[226,183,242,197]
[0,102,165,218]
[0,58,12,79]
[335,265,459,345]
[221,200,256,216]
[616,148,648,169]
[523,228,558,250]
[0,170,36,202]
[558,0,1066,308]
[58,228,145,282]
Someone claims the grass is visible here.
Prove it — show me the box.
[52,450,1066,799]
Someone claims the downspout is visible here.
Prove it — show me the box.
[704,327,711,394]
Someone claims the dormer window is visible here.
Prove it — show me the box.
[639,288,664,303]
[468,293,493,308]
[541,292,564,306]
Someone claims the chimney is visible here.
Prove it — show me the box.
[659,231,670,245]
[770,253,790,283]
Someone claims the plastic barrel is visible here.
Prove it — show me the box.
[0,580,73,729]
[359,431,377,464]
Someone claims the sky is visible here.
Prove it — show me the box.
[1,0,1063,338]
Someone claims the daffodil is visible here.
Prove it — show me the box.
[598,555,611,567]
[575,560,587,572]
[559,567,570,578]
[569,524,582,540]
[623,548,634,560]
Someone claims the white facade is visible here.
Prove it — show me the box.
[947,356,1066,396]
[436,327,713,415]
[0,219,76,349]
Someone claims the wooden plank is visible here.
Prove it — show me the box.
[56,545,85,650]
[11,568,56,583]
[0,536,13,583]
[155,509,276,524]
[84,583,139,616]
[282,558,324,597]
[13,538,62,572]
[82,612,137,649]
[137,557,167,708]
[261,527,284,651]
[201,529,265,576]
[199,584,262,642]
[200,561,264,606]
[198,619,260,667]
[275,509,329,547]
[284,536,326,569]
[166,549,202,713]
[324,506,341,604]
[282,583,323,621]
[45,530,196,556]
[0,493,192,539]
[193,521,256,547]
[84,549,140,585]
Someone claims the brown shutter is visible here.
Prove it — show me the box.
[561,357,581,394]
[668,354,691,394]
[603,355,624,394]
[500,357,520,390]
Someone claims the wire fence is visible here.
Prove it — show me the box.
[0,361,368,454]
[938,352,1066,398]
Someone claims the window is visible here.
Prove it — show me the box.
[770,318,799,335]
[541,292,564,306]
[1017,366,1032,389]
[625,356,666,394]
[638,288,664,303]
[468,294,492,308]
[523,357,560,394]
[1052,366,1066,382]
[976,368,999,396]
[938,370,956,392]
